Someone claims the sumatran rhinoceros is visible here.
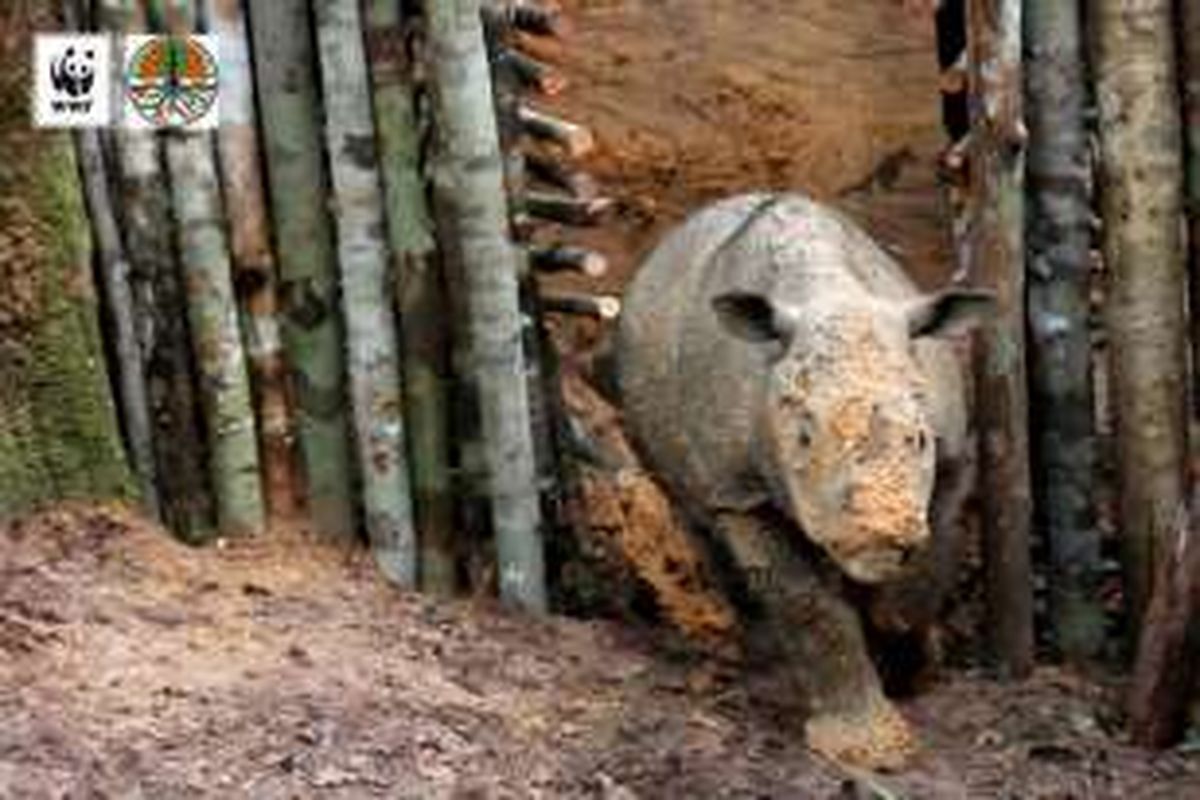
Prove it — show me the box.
[616,193,992,768]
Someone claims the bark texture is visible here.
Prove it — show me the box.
[1181,0,1200,415]
[0,2,130,516]
[967,0,1034,678]
[1127,489,1200,748]
[98,0,213,538]
[248,0,356,539]
[1023,0,1103,662]
[365,0,458,594]
[202,0,297,519]
[315,0,418,586]
[75,130,159,517]
[426,0,546,611]
[1090,0,1189,628]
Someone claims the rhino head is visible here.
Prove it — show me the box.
[713,286,993,584]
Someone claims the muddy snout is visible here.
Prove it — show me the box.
[833,514,931,584]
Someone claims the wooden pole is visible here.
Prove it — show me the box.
[1090,0,1189,629]
[315,0,419,585]
[1181,0,1200,417]
[247,0,357,539]
[967,0,1034,678]
[97,0,213,538]
[201,0,297,519]
[365,0,458,595]
[1023,0,1103,662]
[426,0,546,611]
[164,1,265,537]
[1127,485,1200,748]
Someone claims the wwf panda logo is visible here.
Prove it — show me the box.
[49,46,95,98]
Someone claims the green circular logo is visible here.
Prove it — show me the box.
[125,37,218,127]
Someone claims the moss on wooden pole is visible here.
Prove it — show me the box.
[967,0,1034,678]
[247,0,356,539]
[425,0,547,611]
[1090,0,1189,630]
[365,0,458,594]
[315,0,418,586]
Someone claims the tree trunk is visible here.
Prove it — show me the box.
[1090,0,1189,630]
[365,0,458,594]
[1181,0,1200,417]
[0,1,130,516]
[97,0,213,539]
[967,0,1035,678]
[1127,485,1200,748]
[74,129,159,518]
[425,0,546,611]
[247,0,356,540]
[163,3,265,537]
[1023,0,1104,662]
[314,0,418,586]
[201,0,297,519]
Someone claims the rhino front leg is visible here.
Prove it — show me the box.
[715,512,917,770]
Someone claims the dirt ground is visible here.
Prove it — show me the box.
[5,0,1200,798]
[2,505,1198,799]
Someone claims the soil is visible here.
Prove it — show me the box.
[3,505,1199,799]
[5,0,1200,798]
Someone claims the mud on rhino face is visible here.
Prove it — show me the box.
[713,287,993,584]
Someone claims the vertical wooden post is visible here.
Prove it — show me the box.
[1023,0,1103,662]
[365,0,459,595]
[1090,0,1189,629]
[425,0,547,611]
[315,0,419,586]
[967,0,1034,678]
[247,0,357,539]
[202,0,297,519]
[1181,0,1200,417]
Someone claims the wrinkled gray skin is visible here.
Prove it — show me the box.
[616,193,990,763]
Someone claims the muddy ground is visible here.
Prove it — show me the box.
[3,506,1199,799]
[4,0,1200,797]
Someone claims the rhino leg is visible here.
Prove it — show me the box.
[715,512,917,770]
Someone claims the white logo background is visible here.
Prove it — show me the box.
[32,34,113,128]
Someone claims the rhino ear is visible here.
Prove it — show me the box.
[712,291,797,344]
[907,287,997,338]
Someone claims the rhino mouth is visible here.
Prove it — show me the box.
[835,538,923,585]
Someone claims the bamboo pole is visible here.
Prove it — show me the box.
[1090,0,1189,629]
[426,0,546,611]
[201,0,297,519]
[1023,0,1103,662]
[247,0,357,539]
[967,0,1034,678]
[315,0,418,586]
[365,0,458,594]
